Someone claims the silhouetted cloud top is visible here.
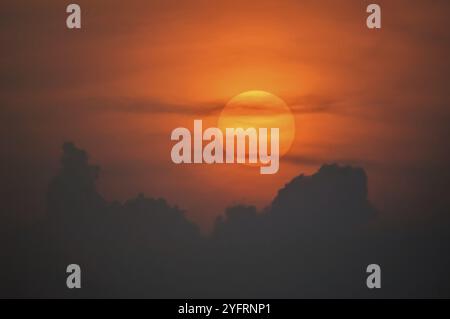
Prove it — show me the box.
[47,142,104,218]
[270,164,374,228]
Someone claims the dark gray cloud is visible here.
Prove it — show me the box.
[3,143,450,298]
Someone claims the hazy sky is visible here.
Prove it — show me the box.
[1,0,449,229]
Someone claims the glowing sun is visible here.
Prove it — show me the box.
[218,90,295,157]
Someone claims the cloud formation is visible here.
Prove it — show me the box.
[1,143,449,298]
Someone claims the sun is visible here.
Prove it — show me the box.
[218,90,295,158]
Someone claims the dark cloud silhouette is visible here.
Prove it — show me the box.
[1,143,450,298]
[271,164,374,225]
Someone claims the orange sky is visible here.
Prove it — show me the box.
[1,0,449,230]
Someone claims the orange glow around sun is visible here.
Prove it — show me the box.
[217,90,295,158]
[5,1,446,230]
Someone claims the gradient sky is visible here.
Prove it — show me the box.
[1,0,449,230]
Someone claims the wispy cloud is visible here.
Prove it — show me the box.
[288,94,344,115]
[76,94,353,118]
[283,153,376,168]
[83,97,225,116]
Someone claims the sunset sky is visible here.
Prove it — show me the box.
[1,0,449,230]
